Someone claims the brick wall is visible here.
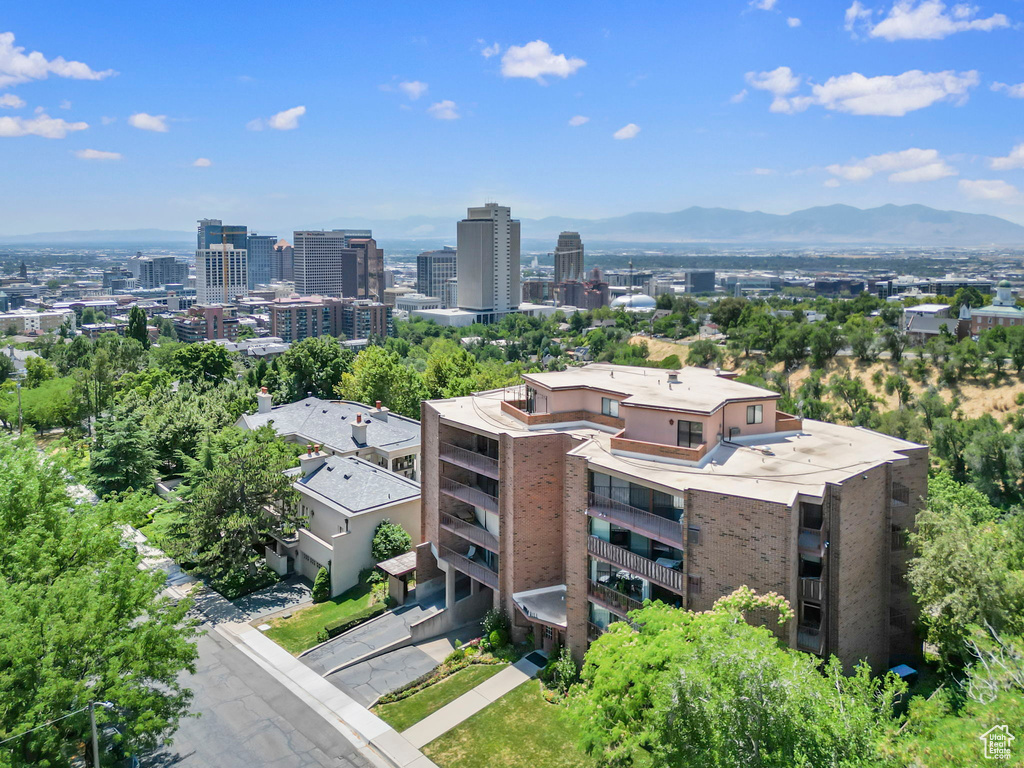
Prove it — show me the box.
[563,452,590,663]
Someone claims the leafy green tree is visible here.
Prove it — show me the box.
[686,339,723,368]
[23,355,55,388]
[168,342,234,386]
[883,327,907,363]
[371,519,412,562]
[312,566,331,603]
[279,335,353,400]
[829,376,877,423]
[808,321,846,368]
[570,591,903,768]
[884,373,912,408]
[770,324,810,369]
[1,377,84,434]
[235,325,256,341]
[90,407,156,496]
[423,339,481,399]
[337,346,428,418]
[844,315,881,362]
[127,304,150,349]
[0,353,13,382]
[710,297,748,330]
[0,434,197,765]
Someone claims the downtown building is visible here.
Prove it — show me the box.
[553,231,584,305]
[417,247,458,307]
[195,244,247,304]
[246,234,278,289]
[456,203,520,323]
[272,239,295,282]
[269,295,391,343]
[129,254,189,289]
[292,229,382,299]
[417,363,926,671]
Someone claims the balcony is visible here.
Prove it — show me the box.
[500,399,625,430]
[587,621,603,643]
[440,476,499,514]
[587,536,683,593]
[890,609,908,636]
[587,492,684,548]
[892,481,910,507]
[439,544,499,590]
[775,410,803,432]
[610,430,707,463]
[798,527,825,557]
[800,577,824,602]
[439,442,499,480]
[797,624,823,654]
[440,512,500,552]
[588,579,645,618]
[891,526,907,551]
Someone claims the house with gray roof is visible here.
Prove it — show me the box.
[266,450,421,596]
[237,391,420,480]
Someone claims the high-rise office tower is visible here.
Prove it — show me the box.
[246,234,277,289]
[456,203,520,322]
[292,230,373,297]
[129,254,188,288]
[272,239,294,282]
[195,243,247,304]
[554,231,584,287]
[197,219,247,250]
[417,247,458,306]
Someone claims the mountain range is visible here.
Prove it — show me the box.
[2,204,1023,247]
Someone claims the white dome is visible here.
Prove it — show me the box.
[610,293,657,310]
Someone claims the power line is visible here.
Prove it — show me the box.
[0,706,89,746]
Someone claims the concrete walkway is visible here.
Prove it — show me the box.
[402,655,545,749]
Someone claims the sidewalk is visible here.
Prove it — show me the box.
[402,655,544,749]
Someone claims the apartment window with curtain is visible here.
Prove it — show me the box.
[677,420,703,448]
[601,397,620,418]
[747,404,763,424]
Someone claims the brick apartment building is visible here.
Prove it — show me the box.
[417,363,927,671]
[269,295,391,343]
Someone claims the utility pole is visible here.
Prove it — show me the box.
[89,702,100,768]
[16,380,22,436]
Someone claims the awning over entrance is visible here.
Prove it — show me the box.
[512,584,567,629]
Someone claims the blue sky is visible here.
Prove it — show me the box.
[2,0,1024,233]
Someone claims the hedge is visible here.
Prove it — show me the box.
[323,603,388,639]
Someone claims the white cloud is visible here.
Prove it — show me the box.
[398,80,428,100]
[250,105,306,131]
[59,99,71,110]
[568,115,589,127]
[787,17,802,26]
[826,148,956,183]
[812,69,979,116]
[0,31,116,89]
[428,100,459,120]
[752,168,776,175]
[193,157,212,167]
[100,115,116,125]
[613,123,640,140]
[745,67,812,113]
[824,178,841,188]
[852,1,1010,41]
[0,93,24,108]
[990,144,1024,171]
[959,178,1019,200]
[750,0,778,9]
[480,42,500,59]
[992,82,1024,99]
[128,112,168,132]
[74,148,121,160]
[730,89,748,104]
[501,40,585,83]
[0,113,87,138]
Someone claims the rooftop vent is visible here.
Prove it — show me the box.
[667,370,680,384]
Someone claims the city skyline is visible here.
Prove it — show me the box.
[3,1,1024,234]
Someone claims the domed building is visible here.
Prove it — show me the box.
[962,279,1024,336]
[610,293,657,312]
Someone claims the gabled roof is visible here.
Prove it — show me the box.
[295,455,420,515]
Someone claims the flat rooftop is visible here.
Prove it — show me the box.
[430,384,922,506]
[523,363,779,413]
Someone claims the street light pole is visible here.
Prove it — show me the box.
[89,702,100,768]
[16,380,22,436]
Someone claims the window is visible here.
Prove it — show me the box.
[677,420,703,448]
[688,525,701,545]
[747,404,763,424]
[601,397,620,418]
[687,575,702,594]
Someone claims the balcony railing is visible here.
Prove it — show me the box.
[797,624,823,654]
[587,621,604,643]
[587,492,684,548]
[891,526,907,551]
[609,431,707,463]
[439,442,499,479]
[798,527,825,557]
[800,577,824,602]
[775,410,803,432]
[440,512,500,552]
[890,610,908,636]
[587,536,683,593]
[440,476,499,513]
[892,482,910,507]
[587,579,645,617]
[439,544,499,590]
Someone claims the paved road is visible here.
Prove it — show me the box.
[145,630,372,768]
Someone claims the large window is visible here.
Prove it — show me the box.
[601,397,620,418]
[677,420,703,448]
[747,404,763,424]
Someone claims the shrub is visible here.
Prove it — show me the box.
[323,602,388,639]
[481,608,510,637]
[445,647,465,664]
[371,519,412,562]
[551,646,578,695]
[315,628,329,645]
[488,628,508,648]
[311,567,330,604]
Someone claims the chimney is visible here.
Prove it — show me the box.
[352,413,368,444]
[667,370,680,384]
[299,445,327,476]
[370,399,389,422]
[257,386,273,414]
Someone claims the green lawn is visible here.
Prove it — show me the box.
[262,581,376,654]
[373,663,508,732]
[422,681,595,768]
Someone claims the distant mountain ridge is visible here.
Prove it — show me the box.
[3,204,1023,246]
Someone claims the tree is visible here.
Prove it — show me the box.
[90,407,156,496]
[570,591,904,768]
[0,434,198,765]
[423,339,479,399]
[23,355,56,388]
[686,339,723,368]
[126,304,150,349]
[884,373,912,408]
[279,335,354,400]
[371,519,412,562]
[882,327,907,363]
[829,376,877,424]
[808,322,846,368]
[312,566,331,603]
[337,346,428,418]
[844,315,881,362]
[168,342,234,386]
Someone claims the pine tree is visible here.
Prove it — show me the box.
[90,408,156,496]
[127,304,150,349]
